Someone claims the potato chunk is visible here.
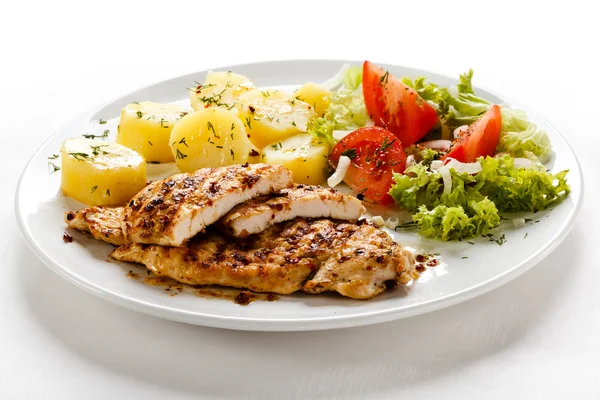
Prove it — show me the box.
[293,83,331,117]
[169,107,260,172]
[261,134,329,185]
[116,101,188,163]
[237,89,316,149]
[190,71,255,111]
[61,138,146,206]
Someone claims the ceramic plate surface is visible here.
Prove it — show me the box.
[15,60,583,331]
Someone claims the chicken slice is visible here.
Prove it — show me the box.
[122,163,293,247]
[217,184,366,238]
[64,206,126,246]
[302,224,416,298]
[111,218,415,299]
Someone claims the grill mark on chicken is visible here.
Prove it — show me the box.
[122,163,293,247]
[217,185,366,238]
[110,218,415,299]
[64,206,126,246]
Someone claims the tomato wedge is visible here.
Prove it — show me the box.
[329,127,407,205]
[444,105,502,163]
[362,61,439,146]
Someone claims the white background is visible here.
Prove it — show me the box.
[1,0,599,398]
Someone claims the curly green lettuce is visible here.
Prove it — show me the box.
[401,76,450,116]
[476,155,569,211]
[389,154,569,240]
[306,117,335,147]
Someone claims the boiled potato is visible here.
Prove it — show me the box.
[293,83,331,117]
[169,107,260,172]
[190,71,255,111]
[116,101,188,163]
[61,138,146,206]
[261,134,329,185]
[237,89,316,149]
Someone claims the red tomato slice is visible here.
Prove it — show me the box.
[362,61,439,146]
[329,126,407,205]
[444,105,502,163]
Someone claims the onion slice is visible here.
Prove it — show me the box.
[430,160,444,171]
[327,155,351,187]
[444,158,482,174]
[513,217,526,227]
[371,216,385,227]
[333,130,353,141]
[420,139,452,151]
[439,166,453,195]
[453,125,469,139]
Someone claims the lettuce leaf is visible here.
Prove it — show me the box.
[401,76,450,116]
[306,117,335,147]
[498,120,552,163]
[322,66,369,130]
[343,66,363,91]
[476,155,569,211]
[413,198,499,241]
[389,154,569,240]
[444,70,492,128]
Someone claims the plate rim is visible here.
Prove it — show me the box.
[14,59,584,331]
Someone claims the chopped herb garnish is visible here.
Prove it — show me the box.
[231,123,235,130]
[524,232,528,239]
[47,162,60,173]
[291,121,296,127]
[379,137,396,152]
[493,234,507,245]
[90,144,109,157]
[230,149,235,160]
[136,110,143,119]
[82,129,110,139]
[207,121,216,135]
[106,189,111,196]
[179,137,188,147]
[341,148,357,160]
[68,152,90,161]
[90,185,98,194]
[48,154,59,160]
[461,256,469,259]
[466,241,475,245]
[216,145,223,149]
[99,119,107,124]
[245,117,252,129]
[378,71,390,87]
[148,141,153,146]
[175,149,187,160]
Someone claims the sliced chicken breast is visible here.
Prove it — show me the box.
[217,184,366,237]
[111,218,415,299]
[122,163,293,247]
[64,206,126,246]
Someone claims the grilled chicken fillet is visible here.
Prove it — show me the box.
[110,218,415,299]
[122,163,293,247]
[64,206,126,246]
[217,184,366,238]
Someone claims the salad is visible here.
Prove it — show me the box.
[312,61,569,241]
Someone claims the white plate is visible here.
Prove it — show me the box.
[15,60,583,331]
